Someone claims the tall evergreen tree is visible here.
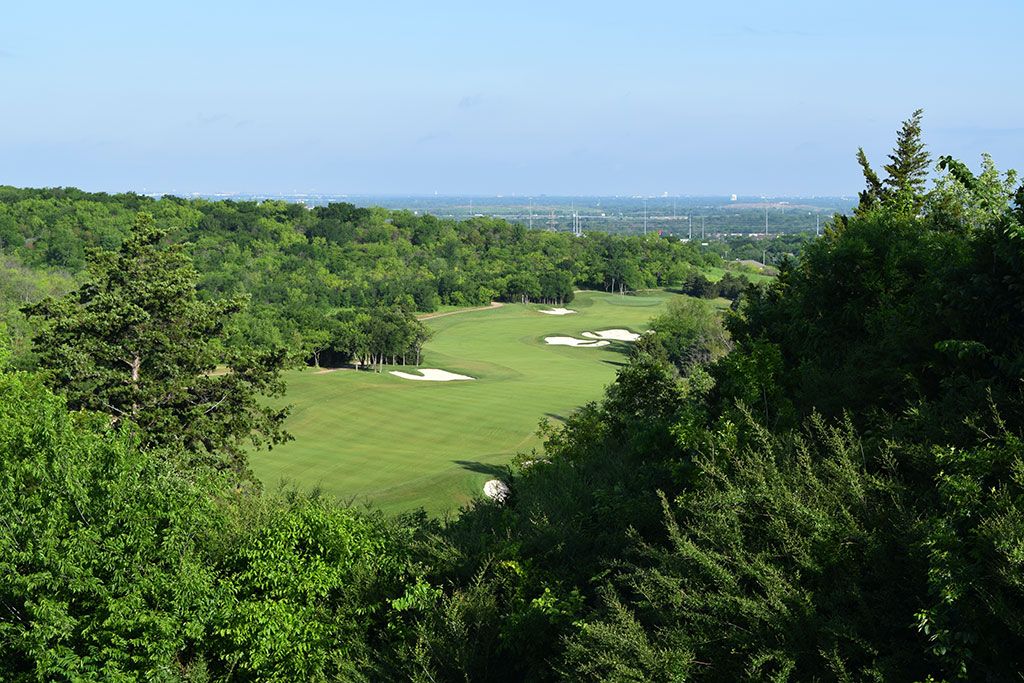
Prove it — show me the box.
[855,147,885,213]
[23,212,289,471]
[883,108,931,212]
[856,109,931,215]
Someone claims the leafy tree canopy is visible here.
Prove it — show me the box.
[23,213,289,471]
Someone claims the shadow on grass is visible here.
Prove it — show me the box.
[602,342,634,358]
[453,460,508,477]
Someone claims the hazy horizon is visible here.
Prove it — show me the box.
[140,192,856,200]
[2,1,1022,196]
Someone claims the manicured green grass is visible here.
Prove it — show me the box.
[250,290,679,515]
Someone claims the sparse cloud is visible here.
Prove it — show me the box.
[458,94,483,110]
[0,48,13,59]
[196,113,228,126]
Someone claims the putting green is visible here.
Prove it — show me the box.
[251,290,681,515]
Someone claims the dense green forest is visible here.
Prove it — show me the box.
[2,113,1023,680]
[0,187,724,370]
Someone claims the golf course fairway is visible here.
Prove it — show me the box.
[250,289,681,514]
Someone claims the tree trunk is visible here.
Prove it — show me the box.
[130,354,141,418]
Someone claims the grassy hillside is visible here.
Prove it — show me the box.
[251,290,680,514]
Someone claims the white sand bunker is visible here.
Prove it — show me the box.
[389,368,475,381]
[544,336,610,348]
[582,328,641,342]
[538,308,577,315]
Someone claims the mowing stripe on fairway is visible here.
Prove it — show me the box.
[251,289,683,515]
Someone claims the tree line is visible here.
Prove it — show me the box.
[0,188,722,369]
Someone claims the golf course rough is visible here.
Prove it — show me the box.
[250,290,681,515]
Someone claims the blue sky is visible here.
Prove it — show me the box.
[1,1,1021,196]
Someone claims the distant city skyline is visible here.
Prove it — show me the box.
[2,1,1022,196]
[146,192,854,200]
